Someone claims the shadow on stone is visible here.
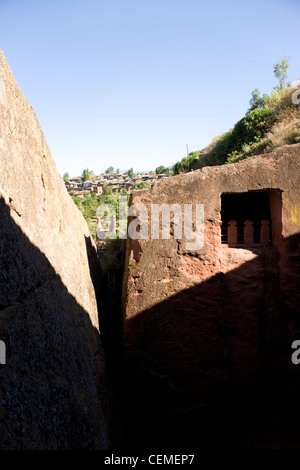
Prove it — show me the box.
[85,235,125,410]
[0,197,118,450]
[121,233,300,450]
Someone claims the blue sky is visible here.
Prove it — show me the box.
[1,0,300,176]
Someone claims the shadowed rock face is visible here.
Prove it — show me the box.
[122,145,300,449]
[0,50,115,449]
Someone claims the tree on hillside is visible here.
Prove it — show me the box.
[105,166,114,175]
[248,88,265,111]
[81,168,92,181]
[63,172,70,183]
[172,152,200,175]
[155,165,167,174]
[173,160,184,175]
[273,56,290,90]
[127,167,136,178]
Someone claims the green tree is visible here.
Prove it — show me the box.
[103,184,113,195]
[127,167,136,178]
[105,166,114,175]
[173,161,182,175]
[63,172,70,183]
[172,151,200,175]
[248,88,265,111]
[155,165,167,174]
[273,56,290,90]
[81,168,92,181]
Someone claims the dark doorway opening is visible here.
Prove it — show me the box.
[221,190,281,246]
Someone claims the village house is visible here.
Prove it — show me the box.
[82,180,93,189]
[64,170,169,196]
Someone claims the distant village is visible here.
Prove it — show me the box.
[65,171,169,197]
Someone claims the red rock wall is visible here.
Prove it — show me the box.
[122,145,300,449]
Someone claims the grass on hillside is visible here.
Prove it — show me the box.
[195,87,300,168]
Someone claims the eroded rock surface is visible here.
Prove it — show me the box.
[0,49,114,449]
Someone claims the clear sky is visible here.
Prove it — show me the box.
[1,0,300,177]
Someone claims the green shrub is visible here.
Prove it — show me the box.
[133,181,152,190]
[172,151,200,174]
[207,107,277,165]
[155,165,167,174]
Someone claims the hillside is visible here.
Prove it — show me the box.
[170,84,300,174]
[196,86,300,168]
